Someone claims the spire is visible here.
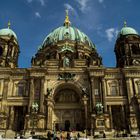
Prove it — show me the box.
[124,21,127,27]
[64,9,71,27]
[8,20,11,29]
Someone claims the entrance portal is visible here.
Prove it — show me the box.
[65,120,70,131]
[111,105,124,131]
[54,86,84,131]
[13,106,27,132]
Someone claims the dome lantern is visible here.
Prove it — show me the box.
[124,21,127,27]
[32,11,102,67]
[64,9,71,27]
[0,21,18,40]
[117,21,139,38]
[8,20,11,29]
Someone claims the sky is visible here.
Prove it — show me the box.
[0,0,140,68]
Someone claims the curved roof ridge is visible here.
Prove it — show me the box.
[0,28,17,40]
[42,25,95,49]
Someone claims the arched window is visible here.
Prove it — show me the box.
[0,46,3,56]
[109,81,118,96]
[131,44,140,55]
[34,79,41,100]
[18,83,25,96]
[111,85,118,96]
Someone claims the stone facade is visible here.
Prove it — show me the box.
[0,17,140,136]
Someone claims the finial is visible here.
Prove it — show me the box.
[124,21,127,27]
[8,20,11,29]
[64,9,71,27]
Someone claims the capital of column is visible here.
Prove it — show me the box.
[91,78,94,83]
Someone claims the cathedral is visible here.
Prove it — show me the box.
[0,11,140,136]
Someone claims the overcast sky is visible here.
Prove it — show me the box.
[0,0,140,68]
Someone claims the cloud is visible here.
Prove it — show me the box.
[98,0,104,3]
[75,0,90,13]
[105,28,119,42]
[64,3,78,16]
[27,0,45,6]
[27,0,32,2]
[35,12,41,18]
[39,0,45,6]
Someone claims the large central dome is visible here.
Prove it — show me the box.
[43,25,95,48]
[42,11,95,49]
[32,11,102,67]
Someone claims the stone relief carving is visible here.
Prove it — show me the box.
[63,56,70,67]
[132,59,140,65]
[55,89,79,103]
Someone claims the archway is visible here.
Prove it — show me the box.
[53,83,84,131]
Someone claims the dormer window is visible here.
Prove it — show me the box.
[131,44,140,55]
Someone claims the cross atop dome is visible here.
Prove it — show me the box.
[8,20,11,29]
[124,21,127,27]
[64,9,71,27]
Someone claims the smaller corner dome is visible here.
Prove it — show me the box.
[117,23,139,39]
[0,28,17,40]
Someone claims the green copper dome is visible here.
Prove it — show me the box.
[120,27,138,35]
[43,26,95,48]
[42,11,95,49]
[0,28,17,39]
[118,22,139,38]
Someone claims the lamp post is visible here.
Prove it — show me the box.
[31,102,39,136]
[82,94,88,138]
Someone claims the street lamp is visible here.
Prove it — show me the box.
[31,102,39,136]
[82,94,88,138]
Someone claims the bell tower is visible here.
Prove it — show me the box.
[0,21,19,68]
[115,22,140,67]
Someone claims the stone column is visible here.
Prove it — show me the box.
[126,78,133,101]
[0,79,4,96]
[121,105,126,129]
[90,117,94,136]
[0,79,4,111]
[46,98,54,130]
[3,79,8,100]
[28,78,34,113]
[91,78,96,109]
[9,79,14,96]
[126,78,133,112]
[39,78,45,113]
[8,106,14,129]
[109,105,113,128]
[102,79,107,112]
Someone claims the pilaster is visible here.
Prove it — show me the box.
[101,79,107,112]
[91,78,96,109]
[28,78,34,113]
[39,78,45,113]
[46,97,54,130]
[109,105,113,128]
[8,106,14,129]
